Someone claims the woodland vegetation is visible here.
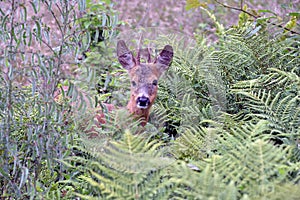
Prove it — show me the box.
[0,0,299,199]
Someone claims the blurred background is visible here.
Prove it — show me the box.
[114,0,299,41]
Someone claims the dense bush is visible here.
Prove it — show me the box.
[0,0,119,198]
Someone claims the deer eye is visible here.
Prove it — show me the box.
[152,80,158,86]
[131,81,137,87]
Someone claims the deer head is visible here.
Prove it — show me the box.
[117,40,173,126]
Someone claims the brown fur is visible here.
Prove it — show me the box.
[117,40,173,126]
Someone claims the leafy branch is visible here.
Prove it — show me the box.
[213,0,300,35]
[186,0,300,35]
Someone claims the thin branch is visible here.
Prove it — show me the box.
[214,0,300,35]
[32,32,57,55]
[44,1,63,35]
[136,1,150,27]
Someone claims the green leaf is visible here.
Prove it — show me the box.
[288,12,300,18]
[20,4,27,21]
[238,5,249,27]
[0,7,5,15]
[34,20,42,44]
[84,21,92,29]
[258,9,277,16]
[185,0,207,11]
[0,167,10,180]
[1,14,9,31]
[30,1,38,13]
[284,16,297,32]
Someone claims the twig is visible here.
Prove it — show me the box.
[136,2,150,27]
[214,0,300,35]
[31,32,57,55]
[44,1,63,35]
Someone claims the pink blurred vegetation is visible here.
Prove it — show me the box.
[114,0,299,40]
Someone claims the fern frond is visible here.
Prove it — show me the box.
[236,89,299,134]
[200,51,227,114]
[170,164,238,199]
[216,138,291,197]
[231,67,300,93]
[260,182,300,200]
[154,71,199,128]
[188,117,299,198]
[173,125,218,160]
[262,68,300,88]
[68,130,176,199]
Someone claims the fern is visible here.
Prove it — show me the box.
[173,125,218,161]
[191,118,300,199]
[170,165,238,200]
[56,22,300,199]
[236,90,299,133]
[67,130,175,199]
[231,66,300,153]
[200,24,299,115]
[260,183,300,200]
[151,34,212,135]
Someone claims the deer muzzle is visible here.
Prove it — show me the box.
[136,95,150,109]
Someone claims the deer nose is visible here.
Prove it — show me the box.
[136,96,150,109]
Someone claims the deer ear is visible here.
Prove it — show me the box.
[155,45,173,75]
[117,40,135,70]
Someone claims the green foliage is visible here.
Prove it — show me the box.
[172,126,218,160]
[186,0,300,35]
[185,0,208,11]
[65,130,175,199]
[151,35,212,129]
[78,0,119,45]
[68,22,300,199]
[0,0,118,198]
[171,165,238,200]
[213,120,295,197]
[1,0,300,199]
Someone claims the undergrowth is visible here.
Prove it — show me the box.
[0,0,299,199]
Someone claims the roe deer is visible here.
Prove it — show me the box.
[117,40,173,126]
[54,40,173,135]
